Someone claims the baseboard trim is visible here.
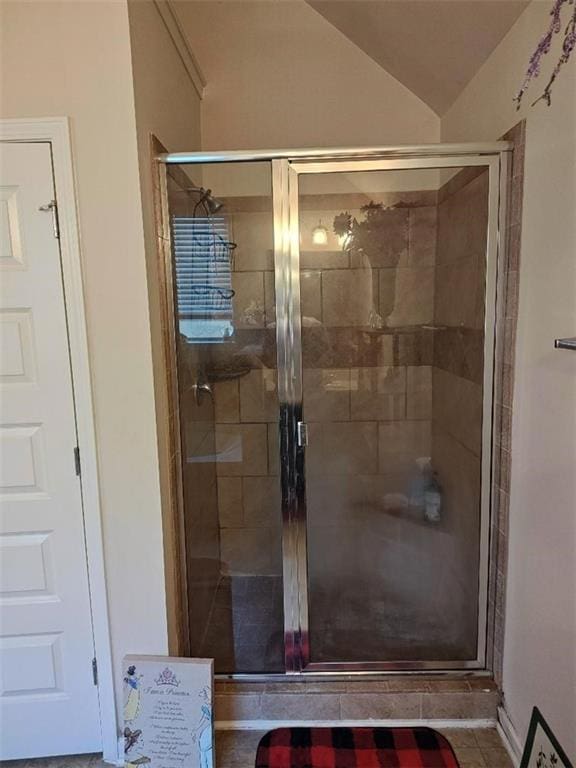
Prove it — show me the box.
[216,718,497,730]
[498,705,523,767]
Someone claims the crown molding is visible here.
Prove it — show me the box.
[154,0,206,99]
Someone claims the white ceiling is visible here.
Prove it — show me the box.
[306,0,529,114]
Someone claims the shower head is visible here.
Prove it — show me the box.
[187,185,224,214]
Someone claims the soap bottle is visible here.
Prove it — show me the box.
[424,471,442,522]
[409,456,432,508]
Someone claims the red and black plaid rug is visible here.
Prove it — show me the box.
[255,727,460,768]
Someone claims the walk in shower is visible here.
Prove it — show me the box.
[156,144,509,676]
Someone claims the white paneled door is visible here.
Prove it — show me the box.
[0,143,101,758]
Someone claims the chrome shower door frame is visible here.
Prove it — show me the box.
[275,152,506,674]
[156,143,510,677]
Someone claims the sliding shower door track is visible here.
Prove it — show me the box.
[214,669,493,683]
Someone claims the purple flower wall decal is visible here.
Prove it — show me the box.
[515,0,576,109]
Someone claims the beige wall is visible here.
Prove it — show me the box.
[173,0,440,150]
[126,0,202,654]
[0,0,200,724]
[443,1,576,757]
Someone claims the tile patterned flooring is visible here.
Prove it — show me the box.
[2,727,514,768]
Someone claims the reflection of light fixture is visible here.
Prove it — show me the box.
[312,220,328,245]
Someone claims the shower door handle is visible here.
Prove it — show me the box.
[554,337,576,350]
[297,421,309,447]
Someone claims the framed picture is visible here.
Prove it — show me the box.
[123,655,214,768]
[520,707,573,768]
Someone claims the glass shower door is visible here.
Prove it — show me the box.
[288,158,495,669]
[167,160,285,673]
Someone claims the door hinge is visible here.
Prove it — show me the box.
[38,199,60,239]
[92,657,98,686]
[74,446,81,476]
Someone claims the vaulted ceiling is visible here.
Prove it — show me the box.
[306,0,529,114]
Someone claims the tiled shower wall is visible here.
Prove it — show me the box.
[432,169,489,655]
[489,121,525,683]
[174,135,524,673]
[213,194,439,579]
[167,174,222,655]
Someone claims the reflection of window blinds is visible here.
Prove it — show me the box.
[172,216,234,341]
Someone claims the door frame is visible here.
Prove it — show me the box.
[156,143,511,679]
[0,118,117,761]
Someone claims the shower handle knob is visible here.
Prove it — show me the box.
[192,381,212,405]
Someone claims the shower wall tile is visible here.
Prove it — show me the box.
[298,191,436,212]
[267,422,280,476]
[230,212,274,271]
[350,366,406,420]
[183,469,220,558]
[242,476,281,527]
[431,428,482,650]
[437,165,485,205]
[217,477,243,528]
[407,365,432,419]
[220,526,282,576]
[434,257,484,329]
[378,420,432,474]
[379,267,435,326]
[170,154,524,680]
[214,379,240,423]
[263,270,275,327]
[408,206,437,267]
[215,423,268,476]
[308,421,378,476]
[322,269,379,327]
[421,691,499,719]
[433,367,483,456]
[393,328,434,366]
[377,333,396,364]
[213,682,500,722]
[302,328,393,368]
[300,248,349,270]
[500,363,514,408]
[233,329,278,369]
[182,419,216,460]
[504,268,519,320]
[306,474,411,526]
[493,403,512,453]
[300,269,322,323]
[431,121,524,686]
[303,368,350,421]
[260,692,341,720]
[340,692,421,719]
[432,429,481,544]
[214,693,262,721]
[433,327,484,385]
[239,368,278,422]
[436,171,489,265]
[349,208,409,269]
[507,223,522,271]
[232,271,265,328]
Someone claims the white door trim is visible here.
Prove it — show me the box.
[0,117,117,762]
